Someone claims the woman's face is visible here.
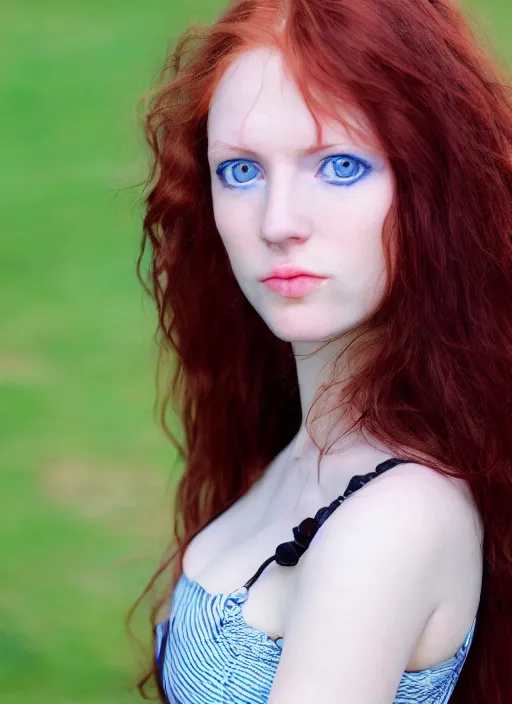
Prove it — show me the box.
[207,48,394,343]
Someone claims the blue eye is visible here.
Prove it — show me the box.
[317,155,371,186]
[216,159,263,189]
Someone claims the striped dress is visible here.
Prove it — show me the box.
[155,458,477,704]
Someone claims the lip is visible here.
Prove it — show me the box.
[260,265,323,281]
[260,266,327,299]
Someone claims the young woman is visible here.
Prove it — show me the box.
[134,0,512,702]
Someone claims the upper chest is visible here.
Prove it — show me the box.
[183,441,378,599]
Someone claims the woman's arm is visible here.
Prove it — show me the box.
[268,466,472,704]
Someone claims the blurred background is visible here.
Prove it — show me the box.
[0,0,510,702]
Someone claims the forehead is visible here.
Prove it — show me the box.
[207,48,376,153]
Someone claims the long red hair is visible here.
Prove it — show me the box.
[132,0,512,701]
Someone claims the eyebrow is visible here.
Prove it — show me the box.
[208,140,347,156]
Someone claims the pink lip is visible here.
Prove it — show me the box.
[260,266,327,299]
[261,265,321,281]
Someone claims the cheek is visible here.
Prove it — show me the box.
[316,179,392,314]
[211,187,260,263]
[320,177,392,264]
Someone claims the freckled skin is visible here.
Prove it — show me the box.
[207,48,395,344]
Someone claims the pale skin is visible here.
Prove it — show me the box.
[196,47,485,703]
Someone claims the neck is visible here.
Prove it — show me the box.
[290,332,362,459]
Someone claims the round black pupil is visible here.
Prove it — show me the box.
[241,164,249,173]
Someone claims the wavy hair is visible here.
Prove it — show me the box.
[131,0,512,701]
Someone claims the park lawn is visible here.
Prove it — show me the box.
[0,0,509,702]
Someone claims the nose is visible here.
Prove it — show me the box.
[260,172,311,250]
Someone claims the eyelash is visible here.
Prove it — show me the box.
[215,154,373,190]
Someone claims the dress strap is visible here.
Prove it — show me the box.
[243,457,412,590]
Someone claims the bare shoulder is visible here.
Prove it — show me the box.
[336,460,484,565]
[310,459,484,637]
[366,460,484,548]
[299,458,484,600]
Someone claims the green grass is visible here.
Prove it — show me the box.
[1,0,510,702]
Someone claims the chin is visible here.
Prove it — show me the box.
[263,311,342,344]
